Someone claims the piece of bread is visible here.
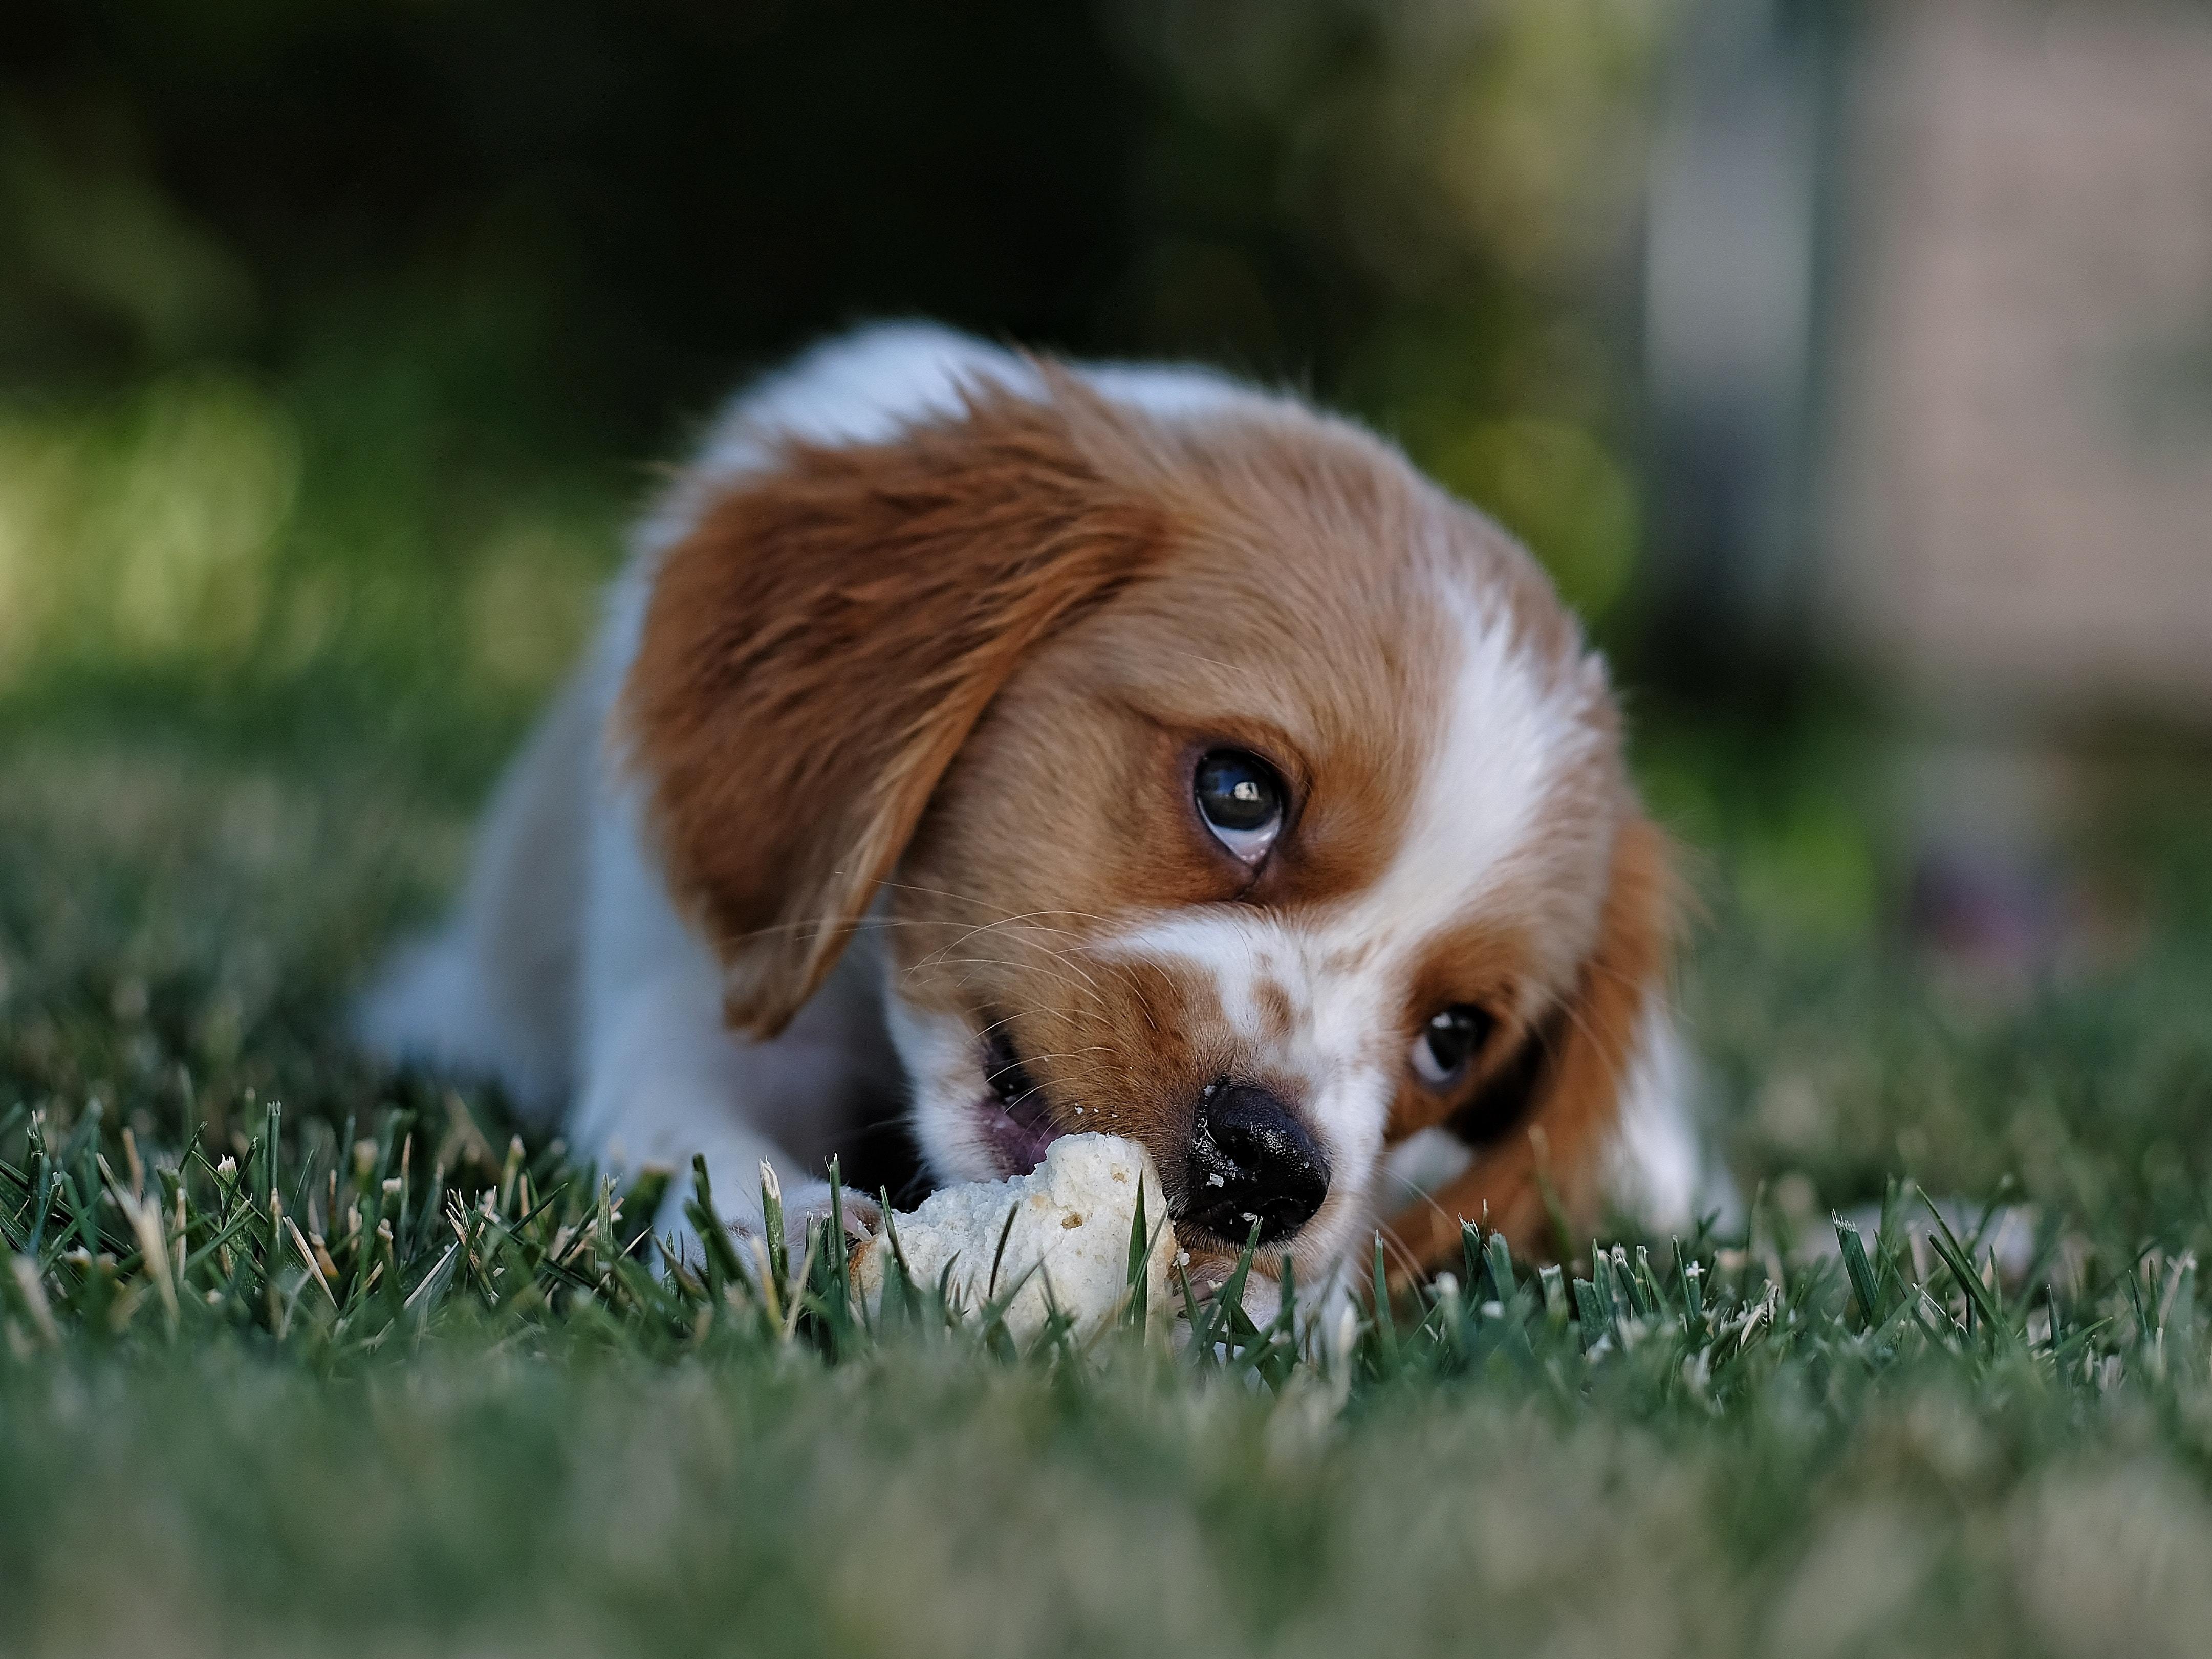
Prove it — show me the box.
[848,1134,1174,1345]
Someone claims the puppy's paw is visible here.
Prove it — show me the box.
[746,1179,882,1259]
[657,1172,879,1276]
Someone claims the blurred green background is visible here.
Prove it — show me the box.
[0,2,1660,750]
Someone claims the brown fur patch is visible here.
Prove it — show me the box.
[622,372,1173,1034]
[892,410,1476,949]
[1380,814,1677,1274]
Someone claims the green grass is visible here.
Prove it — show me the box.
[7,705,2212,1658]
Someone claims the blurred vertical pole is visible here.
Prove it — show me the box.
[1640,0,1847,693]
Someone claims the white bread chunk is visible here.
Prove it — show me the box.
[849,1134,1173,1345]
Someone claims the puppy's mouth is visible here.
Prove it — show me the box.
[977,1024,1061,1177]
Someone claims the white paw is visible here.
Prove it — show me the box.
[656,1171,879,1273]
[746,1179,883,1257]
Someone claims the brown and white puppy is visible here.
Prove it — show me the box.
[356,324,1725,1296]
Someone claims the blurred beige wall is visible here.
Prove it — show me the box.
[1825,0,2212,718]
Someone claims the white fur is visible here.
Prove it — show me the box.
[354,320,1715,1263]
[352,930,562,1113]
[1604,1003,1742,1233]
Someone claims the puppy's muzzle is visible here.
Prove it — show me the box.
[1182,1082,1329,1246]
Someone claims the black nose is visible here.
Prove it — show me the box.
[1182,1083,1330,1245]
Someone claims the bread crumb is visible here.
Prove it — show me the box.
[848,1134,1172,1344]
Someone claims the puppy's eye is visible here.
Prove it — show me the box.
[1412,1005,1497,1087]
[1194,748,1284,864]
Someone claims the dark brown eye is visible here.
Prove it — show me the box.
[1194,749,1284,864]
[1412,1005,1495,1087]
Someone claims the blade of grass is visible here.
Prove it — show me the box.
[1835,1215,1883,1327]
[1920,1188,2004,1335]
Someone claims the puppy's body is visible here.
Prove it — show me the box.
[358,323,1724,1287]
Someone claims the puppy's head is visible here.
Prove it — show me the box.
[625,367,1669,1281]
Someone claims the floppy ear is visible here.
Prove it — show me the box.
[1383,812,1677,1273]
[620,374,1171,1037]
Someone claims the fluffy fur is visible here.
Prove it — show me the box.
[355,322,1729,1291]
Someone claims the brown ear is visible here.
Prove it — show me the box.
[620,372,1172,1037]
[1384,812,1676,1275]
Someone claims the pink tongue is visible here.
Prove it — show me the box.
[982,1094,1058,1176]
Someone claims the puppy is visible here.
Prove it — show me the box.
[357,323,1723,1292]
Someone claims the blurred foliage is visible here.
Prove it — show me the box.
[0,0,1675,730]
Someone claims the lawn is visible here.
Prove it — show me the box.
[7,388,2212,1657]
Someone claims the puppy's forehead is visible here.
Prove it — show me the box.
[1075,407,1619,970]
